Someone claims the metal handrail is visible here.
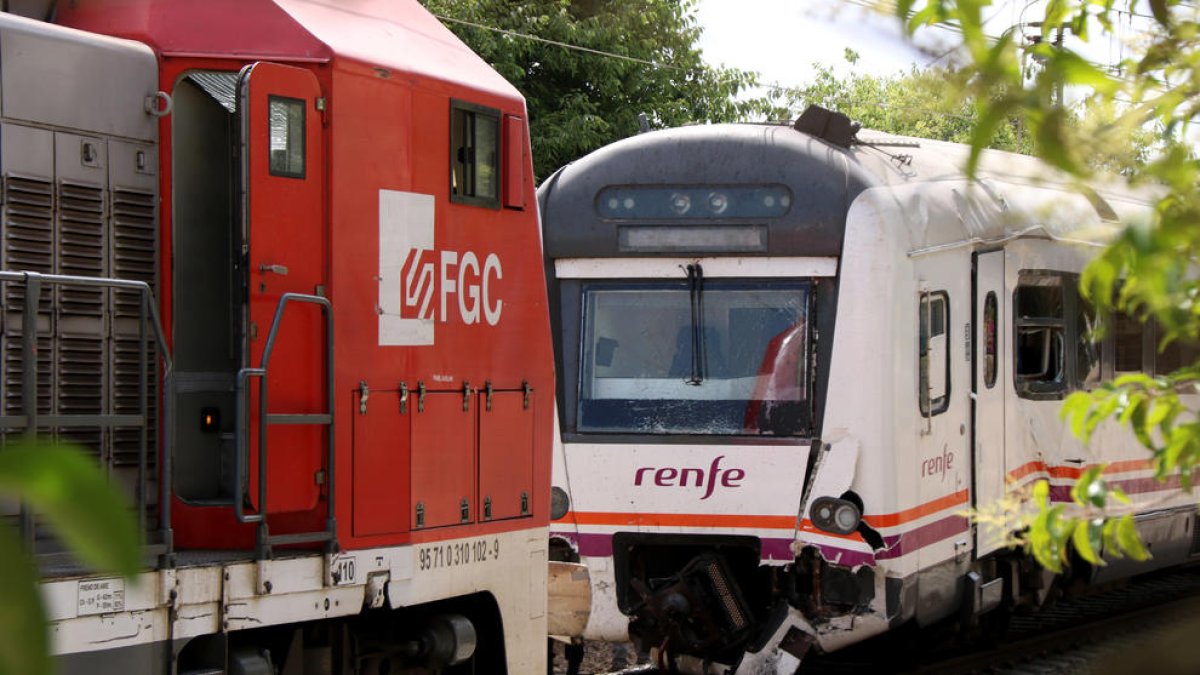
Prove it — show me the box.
[235,292,336,559]
[0,270,175,559]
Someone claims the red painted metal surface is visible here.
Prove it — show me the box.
[410,392,477,530]
[241,62,327,515]
[478,389,536,521]
[352,390,411,537]
[58,0,554,553]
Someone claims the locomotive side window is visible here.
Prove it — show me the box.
[1013,271,1098,398]
[450,100,500,207]
[919,291,950,416]
[268,95,305,178]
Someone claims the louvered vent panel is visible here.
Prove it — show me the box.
[58,182,105,315]
[2,334,54,419]
[3,176,54,309]
[111,335,156,470]
[111,187,158,473]
[111,189,156,316]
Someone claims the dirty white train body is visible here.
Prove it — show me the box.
[536,108,1200,673]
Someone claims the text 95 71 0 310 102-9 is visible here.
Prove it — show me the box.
[417,537,501,572]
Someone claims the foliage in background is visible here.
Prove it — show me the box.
[893,0,1199,571]
[421,0,769,179]
[788,56,1033,151]
[0,441,141,675]
[780,48,1158,171]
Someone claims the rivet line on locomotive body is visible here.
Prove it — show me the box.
[537,106,1200,673]
[0,1,554,673]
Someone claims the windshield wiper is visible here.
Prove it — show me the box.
[686,263,706,385]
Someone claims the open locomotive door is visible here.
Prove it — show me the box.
[238,62,328,516]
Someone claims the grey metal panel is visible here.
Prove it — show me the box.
[109,139,158,194]
[537,124,876,260]
[0,12,157,141]
[55,131,108,187]
[1,122,53,178]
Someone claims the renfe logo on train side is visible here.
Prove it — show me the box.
[922,447,955,482]
[378,190,503,346]
[634,455,745,500]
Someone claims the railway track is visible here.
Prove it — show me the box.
[574,567,1200,675]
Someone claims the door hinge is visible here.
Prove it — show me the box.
[522,380,532,409]
[485,381,493,411]
[462,381,471,412]
[459,497,470,523]
[417,381,426,413]
[483,496,492,521]
[399,382,409,414]
[359,381,369,415]
[415,502,425,529]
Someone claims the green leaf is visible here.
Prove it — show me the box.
[1071,465,1107,507]
[1114,515,1151,561]
[1054,50,1120,96]
[1148,0,1170,27]
[1072,517,1105,566]
[0,523,50,675]
[1033,107,1078,173]
[0,442,140,577]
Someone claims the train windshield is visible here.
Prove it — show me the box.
[579,280,811,436]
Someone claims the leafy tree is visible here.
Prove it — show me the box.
[420,0,767,179]
[782,52,1034,152]
[0,442,140,675]
[893,0,1199,572]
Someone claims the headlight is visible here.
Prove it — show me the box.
[550,486,570,520]
[810,496,861,535]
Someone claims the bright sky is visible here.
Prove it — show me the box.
[696,0,931,92]
[695,0,1151,93]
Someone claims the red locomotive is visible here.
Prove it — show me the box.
[1,1,554,672]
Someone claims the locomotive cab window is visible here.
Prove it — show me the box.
[451,100,500,207]
[268,96,305,178]
[919,291,950,416]
[578,280,812,436]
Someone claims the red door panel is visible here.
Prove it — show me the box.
[239,61,326,514]
[411,391,476,529]
[478,389,535,521]
[353,391,411,537]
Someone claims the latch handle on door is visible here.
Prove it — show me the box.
[259,263,289,275]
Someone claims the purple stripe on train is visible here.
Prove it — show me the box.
[551,514,970,566]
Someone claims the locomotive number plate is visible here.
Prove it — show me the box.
[417,537,501,572]
[330,554,357,586]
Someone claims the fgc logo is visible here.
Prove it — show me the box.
[378,190,503,346]
[399,248,502,325]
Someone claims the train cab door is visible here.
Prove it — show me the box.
[238,62,327,514]
[973,250,1007,556]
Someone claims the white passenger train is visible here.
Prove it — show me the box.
[537,107,1200,673]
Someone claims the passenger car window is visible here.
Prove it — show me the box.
[984,292,998,389]
[919,291,950,415]
[1013,271,1098,399]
